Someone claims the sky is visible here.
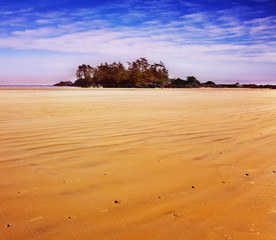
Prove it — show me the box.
[0,0,275,85]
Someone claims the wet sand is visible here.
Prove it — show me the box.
[0,88,276,240]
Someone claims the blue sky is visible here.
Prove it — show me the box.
[0,0,275,84]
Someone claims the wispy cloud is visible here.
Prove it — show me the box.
[0,8,33,15]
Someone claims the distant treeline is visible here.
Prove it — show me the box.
[70,57,168,88]
[54,57,276,89]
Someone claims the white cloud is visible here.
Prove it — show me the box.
[0,11,275,65]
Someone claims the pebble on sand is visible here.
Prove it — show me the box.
[172,213,180,217]
[191,186,195,189]
[114,200,120,204]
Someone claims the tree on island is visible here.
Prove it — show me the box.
[72,57,169,88]
[170,76,202,88]
[74,64,95,87]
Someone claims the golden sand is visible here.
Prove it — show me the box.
[0,88,276,240]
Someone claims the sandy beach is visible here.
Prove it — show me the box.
[0,88,276,240]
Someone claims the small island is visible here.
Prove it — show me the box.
[54,57,276,89]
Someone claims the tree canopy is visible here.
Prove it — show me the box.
[74,58,169,88]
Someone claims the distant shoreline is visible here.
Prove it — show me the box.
[53,81,276,89]
[0,85,275,90]
[0,85,55,88]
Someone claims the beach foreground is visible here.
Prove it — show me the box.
[0,88,276,240]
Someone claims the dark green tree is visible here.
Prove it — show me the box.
[186,76,201,87]
[74,64,95,87]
